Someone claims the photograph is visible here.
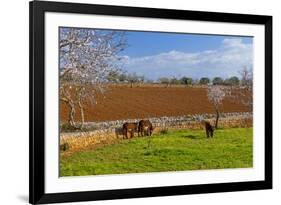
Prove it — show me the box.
[29,1,272,203]
[59,27,254,177]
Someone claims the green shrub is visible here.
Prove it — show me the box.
[60,142,70,151]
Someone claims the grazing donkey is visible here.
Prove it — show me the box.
[122,122,138,139]
[138,120,154,137]
[201,120,214,138]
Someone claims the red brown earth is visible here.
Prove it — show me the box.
[60,85,250,122]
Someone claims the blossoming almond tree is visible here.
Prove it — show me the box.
[207,86,227,129]
[238,67,253,111]
[228,67,253,112]
[59,28,127,129]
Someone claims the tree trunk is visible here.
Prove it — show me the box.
[78,100,85,130]
[215,108,219,129]
[130,82,133,88]
[68,100,76,128]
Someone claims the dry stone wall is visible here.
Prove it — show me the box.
[61,112,252,132]
[60,112,252,151]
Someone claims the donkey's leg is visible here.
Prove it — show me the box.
[206,129,209,138]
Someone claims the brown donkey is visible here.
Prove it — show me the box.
[138,120,154,137]
[201,120,214,138]
[122,122,138,139]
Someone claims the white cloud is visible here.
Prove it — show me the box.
[122,38,253,80]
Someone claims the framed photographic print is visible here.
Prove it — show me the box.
[29,0,272,204]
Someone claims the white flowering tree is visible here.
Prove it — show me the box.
[228,67,253,112]
[238,67,253,111]
[207,86,227,129]
[59,28,126,129]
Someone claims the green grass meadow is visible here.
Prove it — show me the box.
[60,128,253,176]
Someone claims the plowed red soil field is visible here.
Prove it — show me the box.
[60,85,250,122]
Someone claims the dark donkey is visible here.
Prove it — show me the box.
[138,120,154,137]
[201,120,214,138]
[122,122,138,139]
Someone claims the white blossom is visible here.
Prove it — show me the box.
[59,28,127,128]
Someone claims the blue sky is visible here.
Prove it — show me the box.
[119,31,253,80]
[121,32,252,57]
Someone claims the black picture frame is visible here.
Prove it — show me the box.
[29,0,272,204]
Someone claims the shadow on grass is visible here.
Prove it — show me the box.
[182,134,203,140]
